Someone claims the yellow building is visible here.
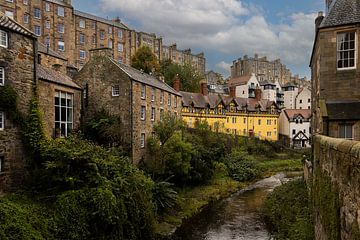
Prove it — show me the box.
[180,86,280,141]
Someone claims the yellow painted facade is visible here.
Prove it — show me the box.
[181,105,279,141]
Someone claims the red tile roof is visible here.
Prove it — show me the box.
[228,75,251,87]
[284,109,311,120]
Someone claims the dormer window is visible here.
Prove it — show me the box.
[337,31,356,69]
[0,30,8,48]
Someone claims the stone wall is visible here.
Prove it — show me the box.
[311,135,360,240]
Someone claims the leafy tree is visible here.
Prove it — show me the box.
[131,46,159,74]
[160,61,203,92]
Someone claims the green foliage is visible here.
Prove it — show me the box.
[262,179,314,240]
[153,114,184,145]
[245,138,276,158]
[153,181,178,213]
[131,46,159,74]
[0,85,24,123]
[222,149,259,182]
[160,61,202,92]
[0,196,54,240]
[312,167,340,240]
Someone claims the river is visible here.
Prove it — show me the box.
[171,173,293,240]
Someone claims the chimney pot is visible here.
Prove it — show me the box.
[201,82,208,96]
[173,74,180,92]
[255,87,262,101]
[230,86,236,98]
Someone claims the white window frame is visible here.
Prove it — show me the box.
[339,124,353,139]
[57,6,65,17]
[45,3,50,12]
[160,91,164,104]
[140,133,145,148]
[108,39,113,49]
[0,112,4,130]
[79,19,86,29]
[118,43,123,52]
[112,85,120,96]
[34,8,41,19]
[337,31,356,70]
[108,26,112,34]
[23,0,28,5]
[34,25,41,36]
[5,10,14,19]
[57,23,64,33]
[168,93,171,106]
[0,67,4,86]
[141,84,146,99]
[79,50,86,59]
[151,107,155,121]
[79,33,85,44]
[58,40,65,51]
[140,106,146,120]
[0,156,3,172]
[151,88,155,102]
[55,91,73,137]
[45,20,50,29]
[118,30,123,39]
[174,97,177,108]
[23,14,29,23]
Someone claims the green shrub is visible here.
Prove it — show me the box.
[262,179,314,240]
[153,181,178,213]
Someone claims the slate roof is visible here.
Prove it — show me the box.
[326,101,360,120]
[0,12,35,37]
[111,59,181,96]
[37,64,81,89]
[228,75,251,87]
[320,0,360,28]
[74,10,129,30]
[38,42,67,61]
[284,109,311,120]
[259,80,276,86]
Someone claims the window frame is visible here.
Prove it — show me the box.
[58,40,65,51]
[1,29,9,48]
[57,23,65,33]
[118,43,123,52]
[0,111,4,130]
[79,33,85,44]
[151,107,155,121]
[141,84,146,99]
[339,124,353,139]
[140,133,145,148]
[112,85,120,97]
[0,156,3,172]
[57,6,65,17]
[45,3,50,12]
[23,14,29,24]
[0,67,5,86]
[79,19,86,29]
[34,7,41,19]
[337,31,356,70]
[140,106,146,120]
[79,50,86,59]
[34,25,41,36]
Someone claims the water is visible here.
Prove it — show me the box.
[172,173,291,240]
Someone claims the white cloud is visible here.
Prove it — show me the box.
[100,0,317,71]
[216,61,232,77]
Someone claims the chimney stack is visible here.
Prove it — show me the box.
[89,47,113,59]
[173,74,180,92]
[255,87,262,101]
[230,86,236,98]
[315,11,324,33]
[200,82,208,96]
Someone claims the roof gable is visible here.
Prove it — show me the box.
[320,0,360,28]
[0,12,35,38]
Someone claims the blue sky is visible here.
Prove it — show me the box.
[73,0,325,79]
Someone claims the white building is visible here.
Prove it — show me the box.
[260,80,277,102]
[282,82,299,109]
[279,109,311,148]
[295,87,311,110]
[228,73,260,98]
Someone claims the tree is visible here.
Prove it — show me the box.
[131,46,159,74]
[160,61,203,92]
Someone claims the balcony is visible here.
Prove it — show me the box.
[248,85,256,90]
[276,97,284,102]
[249,92,255,98]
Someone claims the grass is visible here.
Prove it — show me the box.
[257,159,303,177]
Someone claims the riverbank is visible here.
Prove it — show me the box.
[155,155,304,237]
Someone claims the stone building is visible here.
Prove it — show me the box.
[282,82,299,109]
[181,83,280,141]
[74,48,181,164]
[0,13,37,192]
[279,109,311,148]
[310,0,360,140]
[230,54,309,86]
[131,31,163,63]
[163,44,206,75]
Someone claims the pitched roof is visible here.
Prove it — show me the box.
[320,0,360,28]
[0,12,35,37]
[38,42,67,61]
[37,64,81,89]
[259,80,276,86]
[326,101,360,120]
[111,59,181,96]
[74,10,129,30]
[228,75,251,87]
[284,109,311,120]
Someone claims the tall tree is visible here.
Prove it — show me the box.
[131,46,159,74]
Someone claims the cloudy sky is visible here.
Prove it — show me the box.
[73,0,325,78]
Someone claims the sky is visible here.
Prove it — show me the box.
[73,0,325,79]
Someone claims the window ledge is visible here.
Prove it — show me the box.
[337,67,356,71]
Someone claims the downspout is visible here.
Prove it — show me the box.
[33,38,38,93]
[130,78,134,163]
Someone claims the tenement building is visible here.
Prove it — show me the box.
[180,82,280,141]
[74,48,181,164]
[311,1,360,140]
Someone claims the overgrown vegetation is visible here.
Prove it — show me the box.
[262,179,314,240]
[131,46,159,74]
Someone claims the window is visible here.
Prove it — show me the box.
[112,85,120,96]
[308,98,311,103]
[58,40,65,51]
[100,31,105,40]
[243,118,246,124]
[174,97,177,108]
[34,8,41,19]
[141,84,146,99]
[108,27,112,34]
[339,124,353,139]
[55,91,73,137]
[79,19,85,28]
[118,30,123,38]
[34,25,41,36]
[140,106,146,120]
[79,50,86,59]
[45,3,50,12]
[160,91,164,104]
[267,119,271,125]
[0,112,4,130]
[151,107,155,121]
[118,57,123,63]
[58,6,65,16]
[45,20,50,29]
[118,43,123,52]
[160,109,164,121]
[337,32,356,69]
[23,0,28,5]
[168,93,171,106]
[79,33,85,44]
[292,129,296,135]
[108,39,113,48]
[45,37,50,48]
[6,0,13,2]
[5,11,14,19]
[0,67,4,86]
[140,133,145,148]
[23,14,29,23]
[92,35,96,44]
[300,99,303,104]
[0,156,3,172]
[57,23,64,33]
[151,88,155,101]
[267,131,271,137]
[258,119,261,125]
[92,22,96,29]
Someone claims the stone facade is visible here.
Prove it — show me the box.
[74,48,181,164]
[0,14,37,193]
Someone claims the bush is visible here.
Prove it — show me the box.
[262,179,314,240]
[152,181,178,213]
